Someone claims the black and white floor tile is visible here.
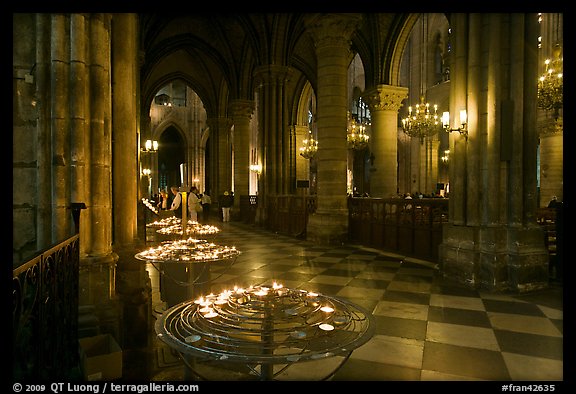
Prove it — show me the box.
[143,220,563,382]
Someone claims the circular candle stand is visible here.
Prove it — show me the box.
[135,238,240,307]
[146,218,220,242]
[155,284,375,380]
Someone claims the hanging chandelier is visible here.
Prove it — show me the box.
[347,112,370,150]
[299,130,318,159]
[537,43,563,117]
[401,96,442,139]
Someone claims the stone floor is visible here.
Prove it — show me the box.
[111,218,564,384]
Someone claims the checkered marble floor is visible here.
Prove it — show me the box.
[144,220,563,382]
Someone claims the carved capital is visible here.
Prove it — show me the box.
[253,65,292,87]
[304,14,362,50]
[364,84,409,112]
[229,99,255,120]
[206,117,233,132]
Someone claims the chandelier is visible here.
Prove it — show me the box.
[401,96,442,139]
[537,43,563,117]
[347,111,370,150]
[299,130,318,159]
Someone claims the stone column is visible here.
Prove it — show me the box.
[294,125,311,188]
[538,128,563,205]
[448,14,468,227]
[34,14,52,251]
[253,65,292,224]
[230,99,255,213]
[70,14,89,239]
[87,13,114,259]
[50,13,71,243]
[537,13,563,206]
[206,117,233,198]
[428,138,440,194]
[304,14,362,244]
[109,14,151,378]
[112,13,139,247]
[364,84,408,198]
[254,65,292,196]
[439,13,548,293]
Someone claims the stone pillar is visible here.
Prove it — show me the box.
[70,14,89,239]
[207,117,233,198]
[428,138,440,194]
[112,13,139,247]
[254,65,292,197]
[439,13,548,293]
[537,13,563,206]
[294,125,311,188]
[364,84,408,198]
[109,14,151,379]
[538,129,563,205]
[34,14,52,251]
[50,13,72,243]
[304,14,362,244]
[87,13,115,259]
[253,65,292,224]
[230,99,255,214]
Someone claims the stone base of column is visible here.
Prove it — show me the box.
[79,252,122,343]
[306,210,349,245]
[439,224,550,293]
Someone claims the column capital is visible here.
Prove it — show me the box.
[304,13,362,50]
[206,117,233,132]
[364,84,408,112]
[229,99,255,120]
[253,64,292,86]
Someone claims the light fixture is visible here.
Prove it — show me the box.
[299,130,318,159]
[141,168,151,176]
[402,96,442,139]
[249,164,262,174]
[401,14,442,140]
[537,43,563,118]
[441,149,450,163]
[142,139,159,152]
[347,111,370,150]
[442,110,468,139]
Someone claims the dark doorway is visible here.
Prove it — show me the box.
[158,126,185,190]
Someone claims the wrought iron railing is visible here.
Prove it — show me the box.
[13,236,80,380]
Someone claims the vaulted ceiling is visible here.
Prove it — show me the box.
[138,13,414,118]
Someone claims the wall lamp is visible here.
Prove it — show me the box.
[250,164,262,175]
[142,139,159,152]
[442,110,468,139]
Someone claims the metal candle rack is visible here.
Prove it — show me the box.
[135,237,240,306]
[155,283,375,380]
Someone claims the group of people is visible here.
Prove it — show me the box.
[156,186,212,222]
[155,186,234,222]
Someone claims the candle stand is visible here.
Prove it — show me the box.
[146,218,220,242]
[155,284,375,380]
[135,238,240,307]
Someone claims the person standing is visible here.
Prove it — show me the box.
[547,196,560,208]
[157,190,169,210]
[201,191,212,222]
[220,191,233,222]
[169,185,183,219]
[187,186,201,223]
